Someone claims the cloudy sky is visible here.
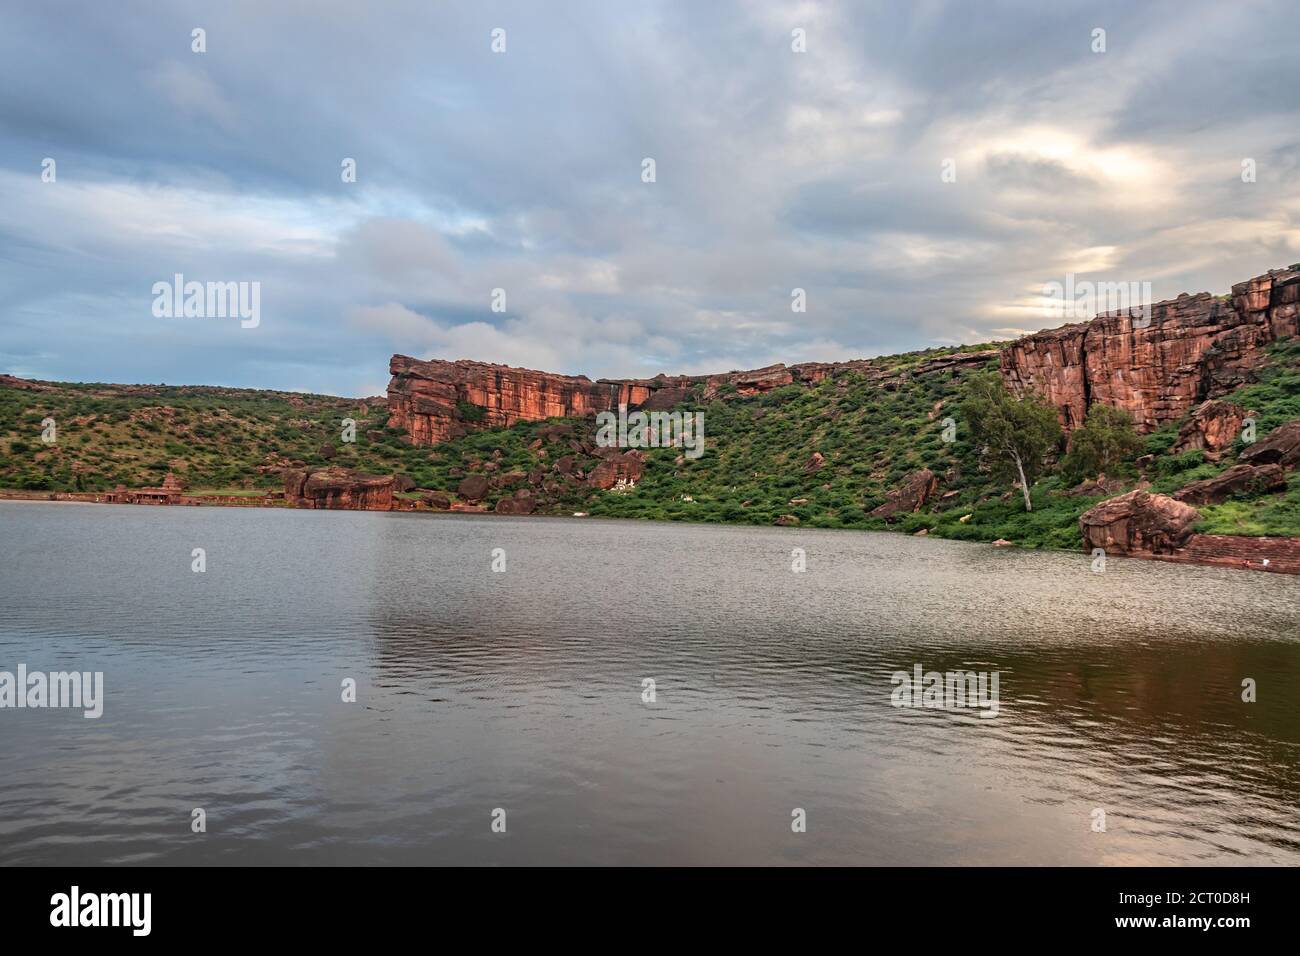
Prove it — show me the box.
[2,1,1298,397]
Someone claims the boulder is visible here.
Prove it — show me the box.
[869,469,938,521]
[420,490,451,510]
[393,474,416,493]
[1239,419,1300,467]
[803,452,826,473]
[1172,463,1286,505]
[588,451,644,490]
[282,467,395,510]
[1079,490,1201,555]
[775,515,800,526]
[457,474,490,502]
[494,493,537,515]
[1173,400,1246,460]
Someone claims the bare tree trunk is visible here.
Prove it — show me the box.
[1014,453,1033,512]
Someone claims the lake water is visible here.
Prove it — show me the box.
[2,500,1299,865]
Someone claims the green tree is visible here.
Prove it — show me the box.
[960,372,1061,512]
[1059,404,1142,484]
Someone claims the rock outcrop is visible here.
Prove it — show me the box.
[1239,419,1300,468]
[1001,267,1300,432]
[1172,400,1247,460]
[420,490,451,510]
[1162,534,1300,574]
[1078,490,1200,555]
[387,266,1294,452]
[387,356,624,445]
[457,474,490,502]
[494,491,537,514]
[1172,463,1286,505]
[870,468,938,521]
[283,467,395,510]
[1062,474,1129,498]
[388,350,997,447]
[588,451,644,490]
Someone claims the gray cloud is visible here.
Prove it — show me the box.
[1,0,1298,396]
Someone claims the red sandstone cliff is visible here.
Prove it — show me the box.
[387,351,993,447]
[1001,267,1300,432]
[387,267,1296,448]
[386,356,627,445]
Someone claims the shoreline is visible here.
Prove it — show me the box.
[5,488,1298,576]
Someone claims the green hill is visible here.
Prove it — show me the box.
[3,337,1298,548]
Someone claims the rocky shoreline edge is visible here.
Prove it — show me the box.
[4,480,1297,576]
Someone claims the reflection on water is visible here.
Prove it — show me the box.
[1,500,1298,865]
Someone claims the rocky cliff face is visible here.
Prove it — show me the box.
[386,356,626,445]
[388,351,994,447]
[1001,267,1300,432]
[387,265,1297,448]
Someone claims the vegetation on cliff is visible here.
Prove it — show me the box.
[2,337,1298,549]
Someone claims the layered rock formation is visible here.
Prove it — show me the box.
[1161,534,1300,574]
[388,350,995,447]
[1002,267,1300,432]
[1172,463,1286,505]
[387,356,625,445]
[283,467,395,510]
[390,265,1297,455]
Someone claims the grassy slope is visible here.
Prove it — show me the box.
[0,383,413,493]
[2,338,1297,546]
